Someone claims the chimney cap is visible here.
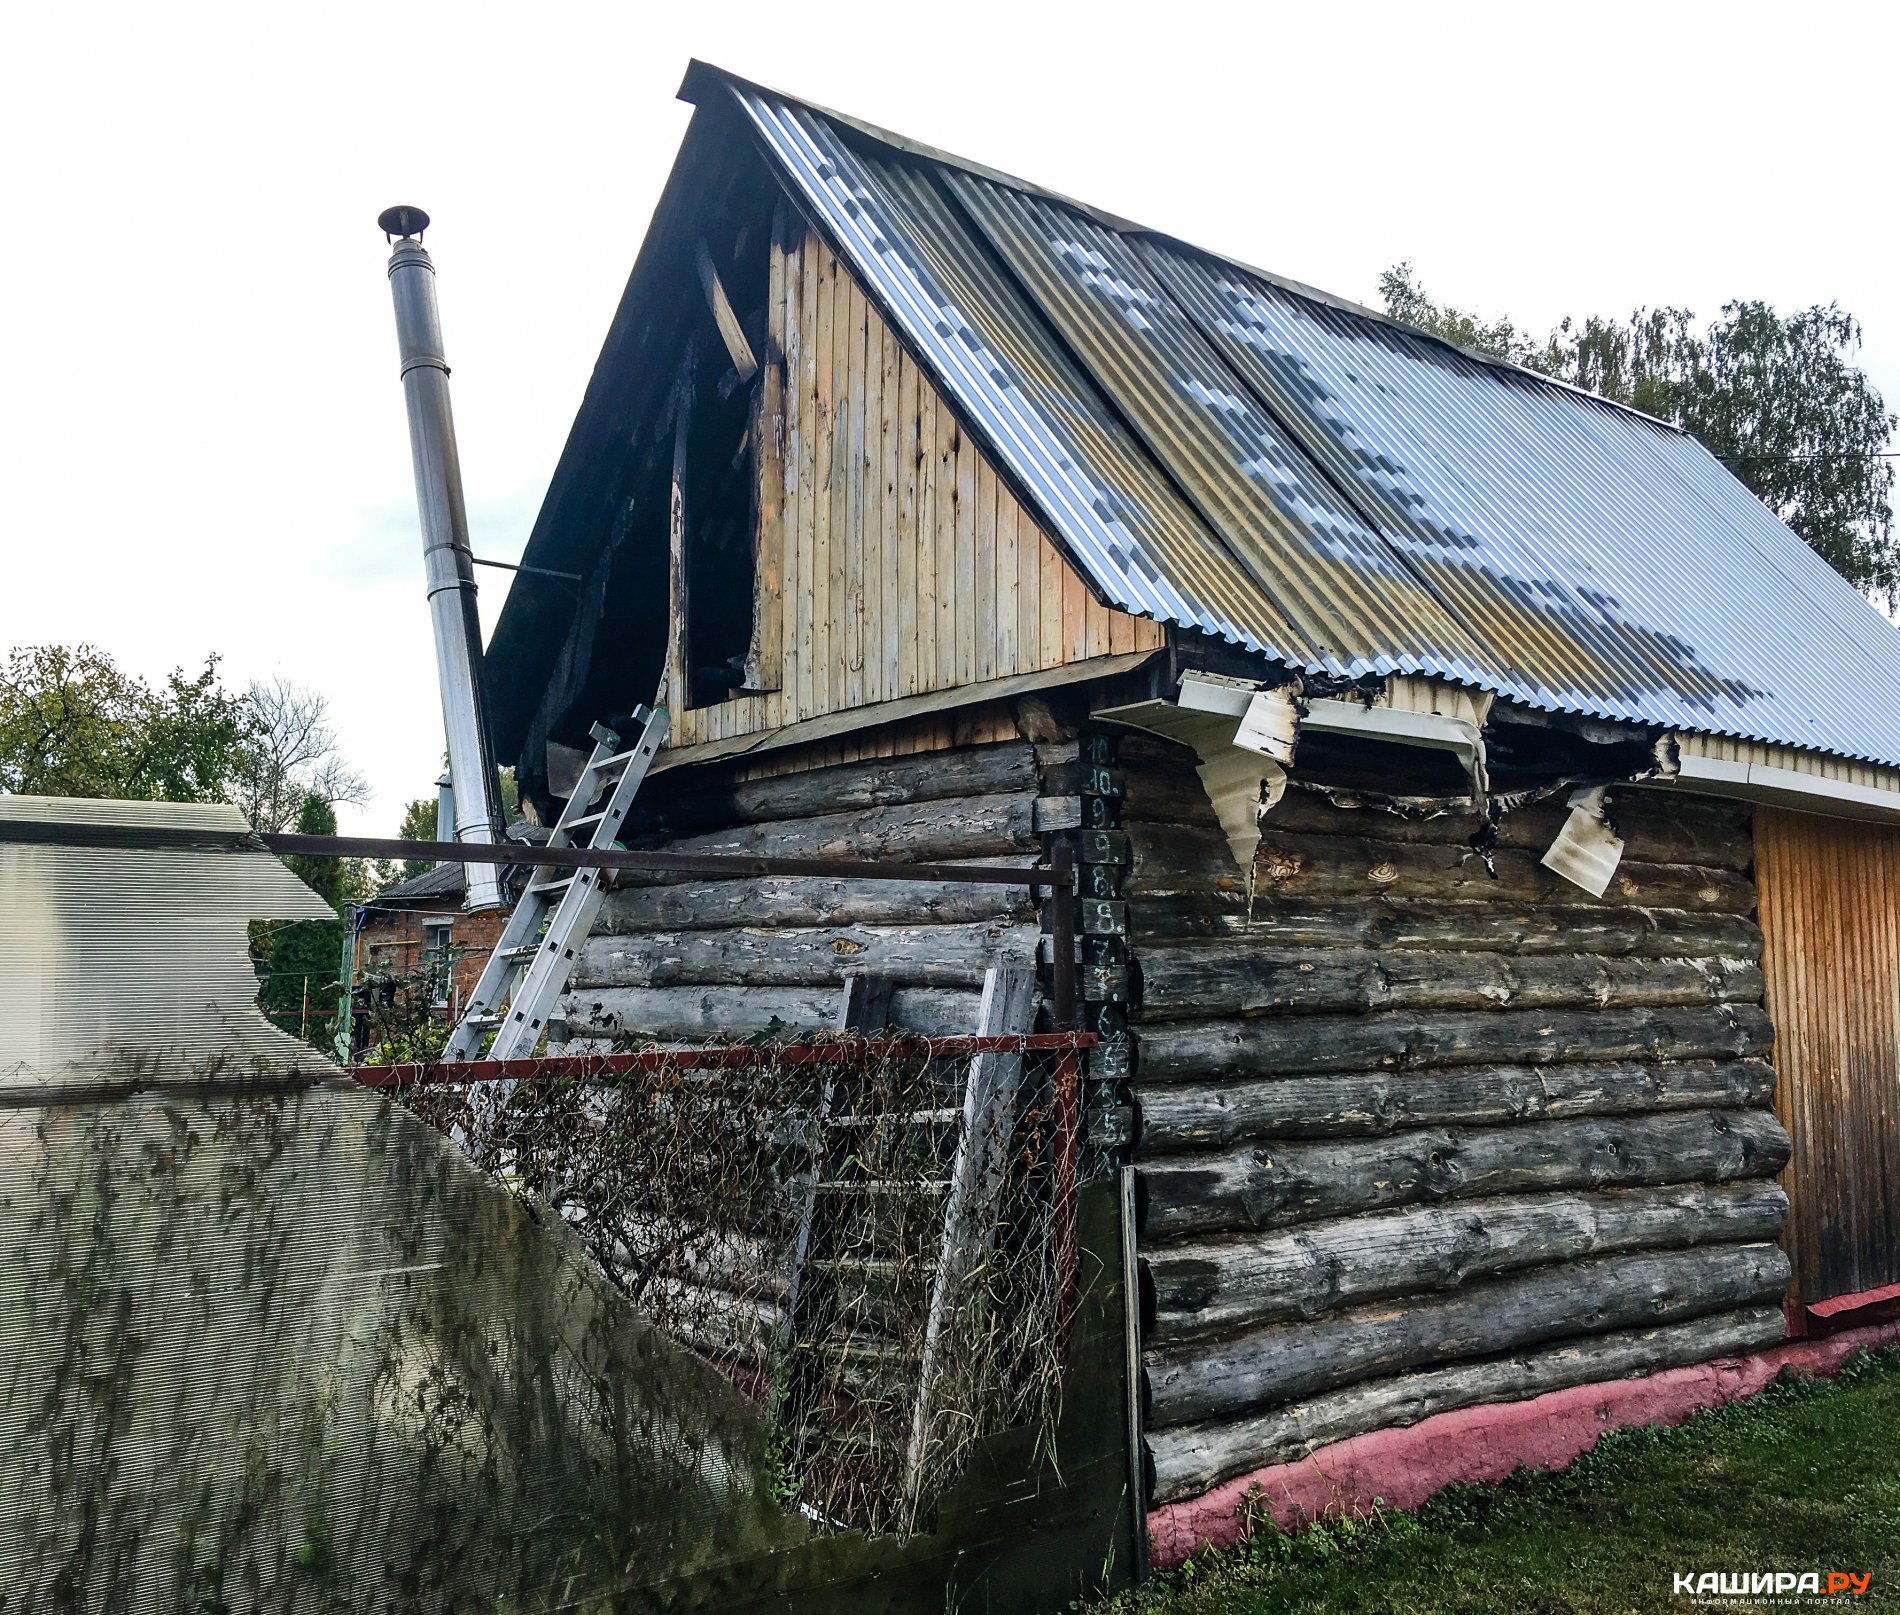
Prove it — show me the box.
[378,205,431,240]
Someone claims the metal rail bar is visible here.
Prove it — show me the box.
[264,831,1064,890]
[351,1031,1098,1089]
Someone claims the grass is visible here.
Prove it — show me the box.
[1093,1348,1900,1614]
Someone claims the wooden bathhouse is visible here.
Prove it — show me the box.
[483,63,1900,1538]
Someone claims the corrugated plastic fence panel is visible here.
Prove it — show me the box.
[0,798,797,1610]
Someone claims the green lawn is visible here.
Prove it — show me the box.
[1096,1349,1900,1614]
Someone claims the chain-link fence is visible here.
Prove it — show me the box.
[362,1031,1087,1537]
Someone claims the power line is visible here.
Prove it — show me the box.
[1719,449,1900,464]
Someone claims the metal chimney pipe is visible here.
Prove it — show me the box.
[379,206,507,912]
[434,771,455,864]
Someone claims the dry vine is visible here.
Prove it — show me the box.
[388,1034,1078,1536]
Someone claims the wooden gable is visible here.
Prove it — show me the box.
[661,220,1165,756]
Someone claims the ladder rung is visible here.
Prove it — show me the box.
[447,707,664,1064]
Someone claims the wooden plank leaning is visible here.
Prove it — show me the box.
[904,963,1038,1520]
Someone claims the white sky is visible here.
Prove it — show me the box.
[3,0,1895,833]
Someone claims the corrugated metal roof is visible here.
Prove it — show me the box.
[732,88,1285,654]
[720,72,1900,769]
[370,861,465,905]
[944,172,1487,675]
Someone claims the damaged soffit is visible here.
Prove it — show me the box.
[677,63,1900,772]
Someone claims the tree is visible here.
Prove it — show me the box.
[375,768,524,890]
[256,792,347,1050]
[1378,263,1545,370]
[0,645,254,800]
[1378,266,1898,600]
[234,675,370,833]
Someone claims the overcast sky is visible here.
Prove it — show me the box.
[3,1,1894,833]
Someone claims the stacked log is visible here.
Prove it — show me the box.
[1114,734,1790,1506]
[564,737,1064,1039]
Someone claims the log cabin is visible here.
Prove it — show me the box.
[481,62,1900,1547]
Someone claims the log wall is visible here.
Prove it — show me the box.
[1113,736,1792,1505]
[558,732,1070,1041]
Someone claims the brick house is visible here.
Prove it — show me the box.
[354,862,512,1023]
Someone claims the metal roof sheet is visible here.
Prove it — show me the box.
[719,75,1900,769]
[731,88,1292,656]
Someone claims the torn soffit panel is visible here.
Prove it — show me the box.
[1099,672,1512,871]
[1302,698,1490,804]
[0,797,335,1088]
[1097,675,1298,871]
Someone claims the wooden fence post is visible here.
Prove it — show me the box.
[904,963,1037,1518]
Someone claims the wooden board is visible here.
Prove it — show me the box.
[660,226,1165,750]
[1756,806,1900,1302]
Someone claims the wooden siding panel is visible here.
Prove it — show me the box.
[826,260,852,716]
[996,493,1020,676]
[1756,806,1900,1302]
[878,320,901,707]
[895,351,920,698]
[845,278,869,709]
[934,408,958,691]
[955,432,978,687]
[915,374,939,695]
[804,244,831,722]
[1039,527,1064,669]
[669,226,1162,746]
[975,457,998,683]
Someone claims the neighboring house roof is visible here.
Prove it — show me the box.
[366,861,466,910]
[493,62,1900,771]
[366,822,545,912]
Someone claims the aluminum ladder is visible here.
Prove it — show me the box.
[443,707,669,1062]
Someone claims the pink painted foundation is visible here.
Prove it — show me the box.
[1148,1315,1900,1569]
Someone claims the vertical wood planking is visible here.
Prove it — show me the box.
[934,408,959,691]
[846,279,870,707]
[748,214,788,705]
[895,352,920,698]
[826,251,852,714]
[1061,537,1088,662]
[879,320,901,706]
[805,244,832,721]
[1757,806,1900,1303]
[914,373,938,694]
[955,422,978,686]
[975,458,998,683]
[687,227,1169,748]
[995,491,1020,675]
[1039,527,1064,670]
[777,228,805,724]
